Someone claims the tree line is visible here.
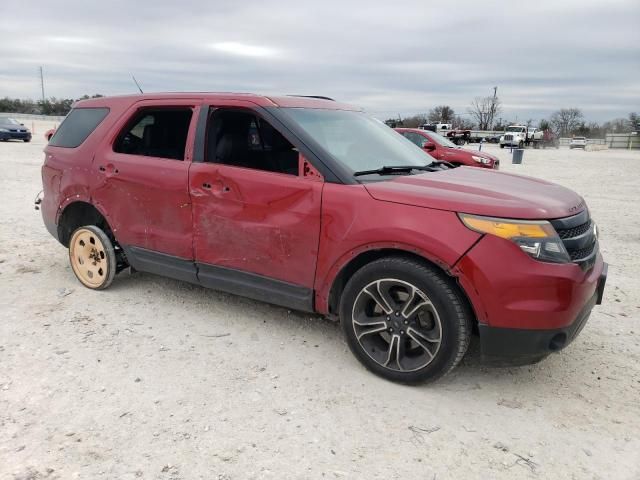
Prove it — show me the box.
[385,91,639,138]
[0,95,104,116]
[1,93,637,138]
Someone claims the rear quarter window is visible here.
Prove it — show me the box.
[49,107,110,148]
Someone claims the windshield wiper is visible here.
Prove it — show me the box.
[353,165,441,177]
[429,160,456,168]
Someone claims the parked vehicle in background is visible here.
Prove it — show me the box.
[0,117,32,142]
[421,122,452,133]
[39,92,606,384]
[539,130,560,149]
[570,137,587,149]
[395,128,499,169]
[421,123,471,145]
[499,125,542,149]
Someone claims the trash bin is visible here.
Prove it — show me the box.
[512,149,524,164]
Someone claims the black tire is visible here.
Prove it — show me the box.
[339,256,473,384]
[500,144,505,149]
[68,225,117,290]
[518,141,524,149]
[23,139,31,143]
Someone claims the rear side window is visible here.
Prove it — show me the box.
[114,108,193,161]
[49,107,109,148]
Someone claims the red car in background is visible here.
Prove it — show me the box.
[395,127,499,169]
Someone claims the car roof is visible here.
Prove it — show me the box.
[74,93,361,111]
[394,128,431,134]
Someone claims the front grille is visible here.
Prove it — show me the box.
[550,210,598,270]
[557,221,591,239]
[504,134,513,141]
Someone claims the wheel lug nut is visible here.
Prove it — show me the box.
[386,316,390,320]
[389,328,393,332]
[401,330,405,335]
[404,320,408,325]
[395,312,400,316]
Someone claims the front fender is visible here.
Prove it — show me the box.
[313,184,481,314]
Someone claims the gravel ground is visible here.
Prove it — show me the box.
[1,123,639,479]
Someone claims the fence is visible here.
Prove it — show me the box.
[558,137,606,147]
[0,112,66,122]
[605,133,640,149]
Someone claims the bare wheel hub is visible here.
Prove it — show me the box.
[69,229,108,287]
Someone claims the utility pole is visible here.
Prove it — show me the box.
[39,66,46,105]
[490,86,498,130]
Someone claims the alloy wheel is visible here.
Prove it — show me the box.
[351,278,443,372]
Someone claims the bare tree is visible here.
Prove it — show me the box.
[468,88,501,130]
[398,113,429,128]
[550,108,584,136]
[428,105,455,124]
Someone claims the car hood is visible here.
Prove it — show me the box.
[364,167,585,219]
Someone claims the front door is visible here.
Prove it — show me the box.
[189,105,323,308]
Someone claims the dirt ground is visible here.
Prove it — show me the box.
[1,121,639,480]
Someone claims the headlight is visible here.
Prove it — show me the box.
[471,155,491,164]
[0,128,9,132]
[459,213,570,263]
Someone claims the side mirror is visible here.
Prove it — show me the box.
[423,143,436,152]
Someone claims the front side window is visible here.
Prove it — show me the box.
[279,109,432,174]
[403,131,428,148]
[206,109,299,175]
[424,131,458,148]
[114,108,193,160]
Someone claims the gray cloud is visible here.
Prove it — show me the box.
[1,0,638,121]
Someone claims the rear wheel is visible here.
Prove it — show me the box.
[500,144,505,149]
[23,139,31,143]
[339,257,472,384]
[68,225,116,290]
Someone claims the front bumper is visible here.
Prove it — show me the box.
[454,231,607,365]
[6,131,31,140]
[478,263,607,366]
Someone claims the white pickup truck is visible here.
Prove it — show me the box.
[499,125,543,148]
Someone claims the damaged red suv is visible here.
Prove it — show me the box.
[40,93,607,383]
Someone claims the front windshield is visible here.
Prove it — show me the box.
[505,126,524,132]
[425,131,458,148]
[280,108,432,173]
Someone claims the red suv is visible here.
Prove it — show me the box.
[40,93,607,383]
[395,127,499,169]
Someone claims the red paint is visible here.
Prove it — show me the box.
[189,162,323,287]
[364,167,585,220]
[395,128,499,169]
[453,234,605,329]
[41,93,604,338]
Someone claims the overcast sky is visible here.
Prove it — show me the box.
[1,0,638,122]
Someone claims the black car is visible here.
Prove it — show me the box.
[0,117,32,142]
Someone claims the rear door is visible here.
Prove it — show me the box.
[91,99,201,262]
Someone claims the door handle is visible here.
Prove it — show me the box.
[99,164,119,175]
[201,182,230,194]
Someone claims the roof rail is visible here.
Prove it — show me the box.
[287,95,335,101]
